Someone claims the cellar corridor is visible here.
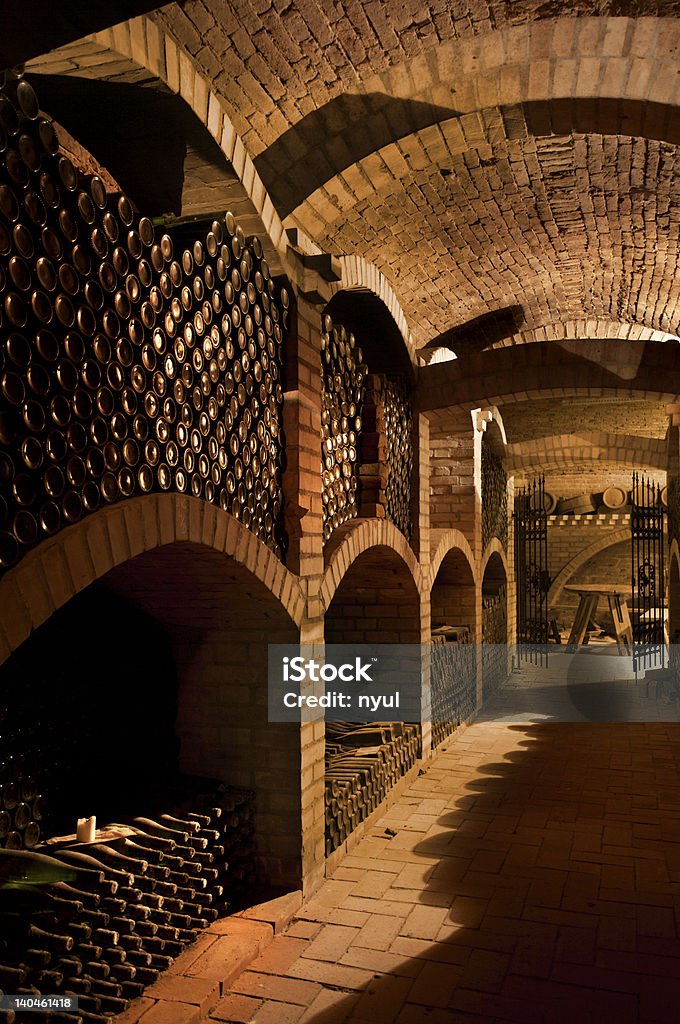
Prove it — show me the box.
[3,2,680,1022]
[206,719,680,1024]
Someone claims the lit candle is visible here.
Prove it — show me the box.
[76,816,96,843]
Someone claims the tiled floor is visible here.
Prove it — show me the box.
[211,720,680,1024]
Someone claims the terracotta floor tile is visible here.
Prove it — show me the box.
[210,723,680,1024]
[299,924,359,963]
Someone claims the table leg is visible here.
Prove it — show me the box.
[567,594,599,649]
[608,595,633,655]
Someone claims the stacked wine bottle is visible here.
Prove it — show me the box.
[0,72,288,575]
[0,782,256,1023]
[430,629,476,748]
[382,378,413,540]
[320,315,365,543]
[324,722,420,855]
[482,585,508,700]
[0,713,45,851]
[481,433,508,551]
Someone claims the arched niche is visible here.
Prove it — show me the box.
[431,544,476,637]
[325,544,421,645]
[323,290,414,383]
[430,543,478,746]
[0,540,302,890]
[322,543,422,851]
[481,549,508,702]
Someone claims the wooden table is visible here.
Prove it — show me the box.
[564,584,633,653]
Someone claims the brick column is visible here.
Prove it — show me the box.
[429,410,477,553]
[298,611,326,896]
[506,475,516,673]
[280,289,327,895]
[281,293,324,579]
[420,585,432,761]
[472,413,485,707]
[415,416,431,758]
[411,413,430,565]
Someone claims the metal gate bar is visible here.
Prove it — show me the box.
[514,475,550,665]
[631,472,666,673]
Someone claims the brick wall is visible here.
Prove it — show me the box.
[547,515,631,627]
[101,543,302,889]
[325,547,421,645]
[431,548,476,633]
[430,411,476,546]
[563,539,631,628]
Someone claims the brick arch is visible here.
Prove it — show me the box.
[25,18,287,267]
[491,321,680,348]
[320,519,420,612]
[418,340,680,413]
[548,525,631,608]
[481,539,508,583]
[293,125,680,346]
[506,433,668,475]
[284,93,680,223]
[479,406,508,450]
[328,256,415,366]
[0,494,306,669]
[427,530,477,593]
[250,18,680,217]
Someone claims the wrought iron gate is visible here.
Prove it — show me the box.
[631,472,666,671]
[514,475,550,661]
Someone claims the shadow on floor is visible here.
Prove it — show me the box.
[279,722,680,1024]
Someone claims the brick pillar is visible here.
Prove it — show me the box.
[411,414,430,565]
[429,411,477,553]
[415,412,433,757]
[281,293,324,578]
[506,475,516,671]
[420,585,432,760]
[472,413,485,708]
[280,289,326,895]
[298,610,326,896]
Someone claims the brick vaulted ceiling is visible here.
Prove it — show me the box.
[20,4,680,358]
[144,3,680,350]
